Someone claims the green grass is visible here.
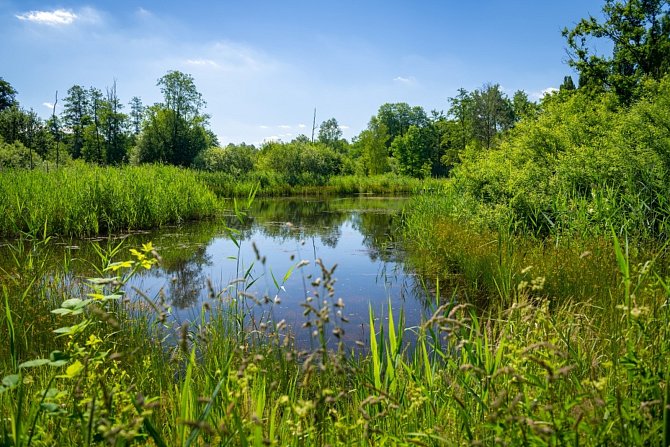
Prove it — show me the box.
[1,178,669,445]
[0,164,220,238]
[1,223,669,445]
[198,171,446,198]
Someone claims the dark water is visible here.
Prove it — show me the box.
[2,196,431,348]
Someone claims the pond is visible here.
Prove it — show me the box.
[1,196,432,350]
[127,196,429,348]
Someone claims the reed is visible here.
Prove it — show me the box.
[0,164,220,238]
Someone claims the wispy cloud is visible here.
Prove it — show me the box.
[136,7,152,18]
[277,125,291,129]
[297,123,307,129]
[339,125,350,130]
[185,58,220,68]
[42,102,54,109]
[16,9,78,26]
[259,125,269,129]
[393,76,416,85]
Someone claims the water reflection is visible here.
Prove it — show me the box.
[125,197,428,345]
[0,196,430,348]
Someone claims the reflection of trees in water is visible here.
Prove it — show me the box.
[246,199,349,248]
[161,244,212,309]
[350,211,402,263]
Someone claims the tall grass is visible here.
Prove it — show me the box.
[198,171,446,198]
[2,229,669,445]
[0,164,220,238]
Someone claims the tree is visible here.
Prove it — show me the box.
[512,90,537,121]
[471,84,514,149]
[0,105,28,144]
[137,71,209,166]
[318,118,343,149]
[391,125,433,178]
[83,87,104,163]
[563,0,670,102]
[358,117,390,175]
[101,81,128,165]
[448,88,475,152]
[560,76,577,92]
[129,96,144,136]
[158,71,205,121]
[62,85,89,159]
[193,143,256,175]
[376,103,429,147]
[0,78,18,112]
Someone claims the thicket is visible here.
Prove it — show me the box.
[445,76,670,238]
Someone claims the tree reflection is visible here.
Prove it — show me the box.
[162,243,212,308]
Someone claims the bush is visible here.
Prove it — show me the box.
[451,76,670,237]
[193,143,256,175]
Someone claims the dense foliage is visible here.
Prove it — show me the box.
[446,76,670,237]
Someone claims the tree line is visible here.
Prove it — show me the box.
[1,0,669,184]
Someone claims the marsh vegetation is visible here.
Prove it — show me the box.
[3,0,670,445]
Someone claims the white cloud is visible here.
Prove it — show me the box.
[297,123,307,129]
[339,125,350,130]
[185,58,220,68]
[277,125,291,129]
[15,7,101,26]
[542,87,559,96]
[393,76,416,85]
[16,9,77,26]
[42,102,54,109]
[530,87,559,100]
[259,125,269,129]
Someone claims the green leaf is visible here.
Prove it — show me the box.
[58,360,84,379]
[61,298,84,308]
[19,359,51,369]
[2,374,19,388]
[54,320,89,337]
[41,402,62,413]
[283,264,296,283]
[50,350,69,362]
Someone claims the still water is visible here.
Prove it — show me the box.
[126,196,429,347]
[1,196,431,349]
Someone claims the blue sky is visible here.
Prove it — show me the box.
[1,1,606,145]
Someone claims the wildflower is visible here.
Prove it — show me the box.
[86,334,103,347]
[105,260,134,272]
[130,248,146,261]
